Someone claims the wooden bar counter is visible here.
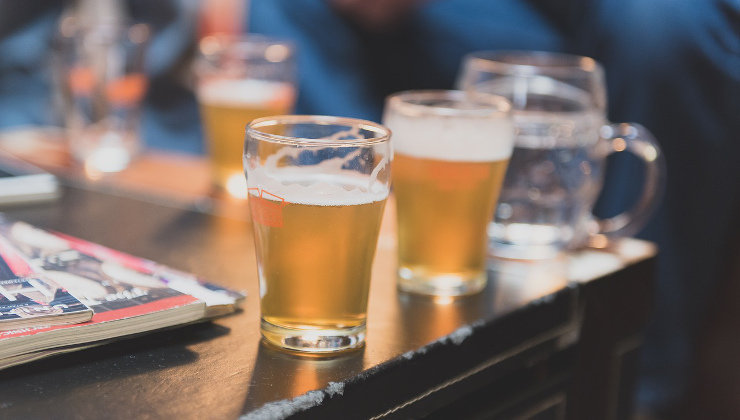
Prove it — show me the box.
[0,134,655,419]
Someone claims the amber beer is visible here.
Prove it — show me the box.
[384,90,513,296]
[393,154,508,290]
[250,191,386,340]
[244,115,391,353]
[198,79,294,195]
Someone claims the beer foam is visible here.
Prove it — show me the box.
[383,113,514,162]
[197,78,292,107]
[246,126,390,206]
[248,169,389,206]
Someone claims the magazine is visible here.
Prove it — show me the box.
[0,277,93,331]
[0,214,245,368]
[0,235,93,330]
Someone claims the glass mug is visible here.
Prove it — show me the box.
[244,115,391,353]
[383,90,514,296]
[457,51,665,259]
[196,34,296,198]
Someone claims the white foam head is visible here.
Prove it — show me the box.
[197,78,293,107]
[383,91,514,162]
[245,118,391,206]
[247,147,389,206]
[248,170,388,206]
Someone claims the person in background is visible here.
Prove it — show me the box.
[248,0,739,417]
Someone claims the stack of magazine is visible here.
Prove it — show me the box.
[0,213,245,370]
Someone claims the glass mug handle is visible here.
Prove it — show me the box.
[589,123,666,246]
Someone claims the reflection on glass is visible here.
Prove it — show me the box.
[395,292,473,347]
[243,342,365,414]
[489,256,568,306]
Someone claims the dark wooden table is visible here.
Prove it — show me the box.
[0,152,655,419]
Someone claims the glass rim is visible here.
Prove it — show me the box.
[385,89,511,117]
[246,115,392,147]
[58,17,150,45]
[463,50,603,76]
[198,33,295,61]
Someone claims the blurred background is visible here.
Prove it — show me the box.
[0,0,738,418]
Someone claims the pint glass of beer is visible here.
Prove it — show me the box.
[383,90,513,296]
[244,115,391,353]
[196,35,296,198]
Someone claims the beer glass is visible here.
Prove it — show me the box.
[383,90,514,296]
[244,115,391,353]
[457,51,665,259]
[197,35,296,198]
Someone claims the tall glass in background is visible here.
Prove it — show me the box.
[457,51,665,259]
[244,115,391,353]
[57,16,149,175]
[383,90,514,296]
[196,35,296,198]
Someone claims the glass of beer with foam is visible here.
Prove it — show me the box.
[244,115,391,353]
[383,90,513,296]
[196,35,296,198]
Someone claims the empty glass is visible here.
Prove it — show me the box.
[457,51,665,259]
[56,17,149,174]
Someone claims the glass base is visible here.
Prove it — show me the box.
[260,319,365,354]
[488,222,565,260]
[488,240,562,260]
[397,266,487,297]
